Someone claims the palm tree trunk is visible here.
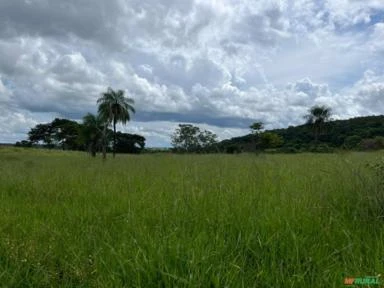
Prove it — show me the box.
[113,118,116,158]
[89,143,96,157]
[102,124,107,160]
[315,124,320,145]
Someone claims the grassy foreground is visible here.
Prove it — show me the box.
[0,148,384,287]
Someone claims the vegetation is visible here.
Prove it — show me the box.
[97,88,135,158]
[19,98,384,156]
[249,122,264,151]
[304,105,332,144]
[18,87,143,156]
[24,117,145,155]
[171,124,218,153]
[82,113,105,157]
[258,132,284,149]
[249,122,264,135]
[218,115,384,153]
[114,132,145,154]
[27,118,83,150]
[1,148,384,287]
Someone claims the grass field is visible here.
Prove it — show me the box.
[1,148,384,287]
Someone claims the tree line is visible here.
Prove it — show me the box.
[169,105,335,153]
[16,100,384,154]
[17,88,144,157]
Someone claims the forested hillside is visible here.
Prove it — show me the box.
[217,115,384,153]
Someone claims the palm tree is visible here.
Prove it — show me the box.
[249,121,264,151]
[304,105,332,143]
[97,88,135,158]
[82,113,105,157]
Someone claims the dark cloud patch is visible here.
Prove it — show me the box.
[0,1,122,45]
[135,111,257,128]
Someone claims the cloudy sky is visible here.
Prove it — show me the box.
[0,0,383,146]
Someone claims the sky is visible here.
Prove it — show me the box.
[0,0,383,147]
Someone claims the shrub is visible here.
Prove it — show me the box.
[309,144,334,153]
[360,137,384,151]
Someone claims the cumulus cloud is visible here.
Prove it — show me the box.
[342,70,384,116]
[0,106,39,143]
[0,0,383,145]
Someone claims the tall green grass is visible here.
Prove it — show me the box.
[0,148,383,287]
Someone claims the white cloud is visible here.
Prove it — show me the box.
[343,70,384,115]
[0,107,39,143]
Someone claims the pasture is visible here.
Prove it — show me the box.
[0,148,384,287]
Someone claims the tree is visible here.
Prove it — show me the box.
[27,118,81,150]
[304,105,332,143]
[343,135,362,150]
[249,121,264,151]
[250,122,264,135]
[51,118,82,150]
[171,124,201,152]
[197,130,218,152]
[97,88,135,158]
[28,123,54,148]
[259,132,284,149]
[15,140,32,148]
[171,124,218,153]
[115,132,146,154]
[81,113,105,157]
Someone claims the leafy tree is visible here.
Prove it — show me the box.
[197,130,218,152]
[51,118,82,150]
[304,105,332,143]
[28,123,54,147]
[171,124,218,153]
[28,118,81,149]
[171,124,201,152]
[343,135,362,150]
[259,132,284,149]
[115,132,146,154]
[15,140,32,148]
[97,88,135,158]
[250,122,264,135]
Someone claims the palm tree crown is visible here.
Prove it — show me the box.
[97,88,135,124]
[305,105,332,125]
[97,88,135,158]
[304,105,332,143]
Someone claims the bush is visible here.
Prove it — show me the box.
[309,144,334,153]
[280,146,299,153]
[225,145,242,154]
[15,140,32,148]
[343,135,362,149]
[360,137,384,151]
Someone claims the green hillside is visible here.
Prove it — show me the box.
[217,115,384,153]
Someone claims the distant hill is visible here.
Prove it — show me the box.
[216,115,384,153]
